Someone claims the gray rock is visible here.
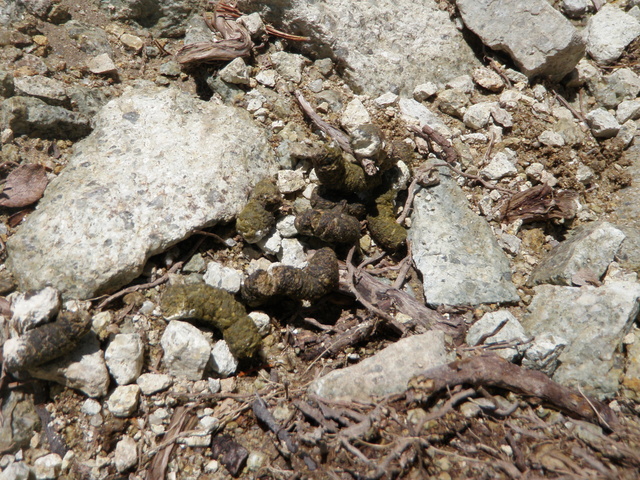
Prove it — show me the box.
[522,332,568,376]
[472,67,505,92]
[13,75,68,106]
[275,215,297,238]
[28,333,110,397]
[399,98,451,137]
[33,453,62,480]
[463,102,496,130]
[80,398,101,415]
[269,51,308,84]
[0,391,40,452]
[466,310,529,361]
[6,85,277,299]
[445,75,475,93]
[616,99,640,124]
[456,0,584,80]
[340,98,371,133]
[64,20,112,56]
[617,120,637,148]
[612,144,640,273]
[276,169,306,193]
[408,170,519,306]
[107,384,140,417]
[210,340,238,377]
[592,68,640,109]
[278,238,307,268]
[248,311,270,336]
[530,222,625,286]
[0,96,91,140]
[561,0,590,19]
[255,69,276,88]
[203,262,243,294]
[66,85,108,118]
[538,130,566,147]
[0,68,14,98]
[585,4,640,64]
[161,320,211,381]
[10,287,60,331]
[480,151,518,180]
[88,53,117,75]
[308,331,453,401]
[350,124,384,159]
[239,12,266,39]
[586,108,621,138]
[219,57,250,85]
[521,281,640,399]
[437,89,469,119]
[0,461,30,480]
[238,0,481,96]
[114,436,138,473]
[105,333,145,385]
[159,61,181,77]
[136,373,173,395]
[412,83,437,102]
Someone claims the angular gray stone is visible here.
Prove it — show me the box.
[456,0,585,80]
[161,320,211,381]
[238,0,481,96]
[104,333,145,385]
[0,96,91,140]
[203,262,243,294]
[136,373,173,395]
[219,57,250,85]
[529,222,625,286]
[27,333,110,397]
[408,170,519,306]
[592,68,640,109]
[308,331,453,401]
[463,102,496,130]
[269,51,308,84]
[10,287,60,331]
[521,281,640,400]
[522,332,568,377]
[613,144,640,273]
[466,310,529,361]
[210,340,238,377]
[13,75,68,106]
[437,89,469,120]
[114,436,138,473]
[616,99,640,124]
[399,98,451,137]
[33,453,62,480]
[107,384,140,417]
[586,108,621,138]
[585,4,640,64]
[6,85,277,299]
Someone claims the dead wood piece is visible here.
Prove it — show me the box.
[175,10,252,65]
[211,434,249,477]
[410,125,458,165]
[147,406,197,480]
[408,354,619,431]
[0,164,48,208]
[252,394,298,453]
[300,319,376,361]
[501,183,578,224]
[293,400,338,433]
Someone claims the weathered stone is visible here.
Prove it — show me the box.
[561,0,590,19]
[340,98,371,133]
[0,96,91,140]
[13,75,68,106]
[466,310,529,361]
[530,222,625,286]
[27,333,110,397]
[6,85,277,299]
[107,384,140,417]
[521,281,640,400]
[412,83,437,102]
[219,57,250,85]
[210,340,238,377]
[612,144,640,273]
[33,453,62,480]
[238,0,481,96]
[308,331,453,401]
[522,332,568,376]
[0,391,40,452]
[472,67,505,92]
[586,108,621,138]
[480,151,518,180]
[204,262,243,294]
[101,0,199,37]
[269,51,308,84]
[408,169,519,306]
[399,98,451,137]
[105,333,145,385]
[136,373,173,395]
[114,437,138,472]
[161,320,211,381]
[592,68,640,109]
[585,4,640,64]
[456,0,585,80]
[463,102,496,130]
[437,89,469,119]
[10,287,60,331]
[87,53,117,74]
[616,99,640,124]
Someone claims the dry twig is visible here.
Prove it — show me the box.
[294,90,353,153]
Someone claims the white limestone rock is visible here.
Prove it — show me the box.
[585,4,640,64]
[107,385,140,417]
[9,287,60,331]
[136,373,173,395]
[161,320,211,381]
[104,333,145,385]
[210,340,238,377]
[114,436,138,473]
[466,310,529,361]
[204,262,243,294]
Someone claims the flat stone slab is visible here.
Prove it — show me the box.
[238,0,481,96]
[6,85,277,299]
[529,221,625,286]
[456,0,585,80]
[308,331,453,402]
[408,170,519,306]
[521,281,640,400]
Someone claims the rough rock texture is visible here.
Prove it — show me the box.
[585,4,640,64]
[408,170,519,306]
[612,144,640,273]
[237,0,481,96]
[456,0,585,80]
[522,282,640,400]
[308,331,453,402]
[6,85,277,299]
[529,222,626,286]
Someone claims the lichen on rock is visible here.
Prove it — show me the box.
[241,247,339,306]
[161,283,261,359]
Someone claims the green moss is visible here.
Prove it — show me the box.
[161,284,261,359]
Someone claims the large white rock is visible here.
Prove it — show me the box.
[456,0,584,80]
[586,4,640,64]
[6,84,277,299]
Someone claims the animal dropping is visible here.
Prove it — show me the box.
[161,283,261,359]
[236,177,282,243]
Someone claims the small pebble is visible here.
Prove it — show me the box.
[114,436,138,472]
[136,373,173,395]
[33,453,62,480]
[107,385,141,417]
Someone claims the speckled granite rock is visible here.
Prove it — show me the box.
[6,84,277,299]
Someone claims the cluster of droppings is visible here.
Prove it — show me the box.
[294,206,361,245]
[312,145,382,193]
[367,185,407,251]
[310,186,367,219]
[236,177,282,243]
[3,311,92,372]
[241,247,339,307]
[161,283,261,359]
